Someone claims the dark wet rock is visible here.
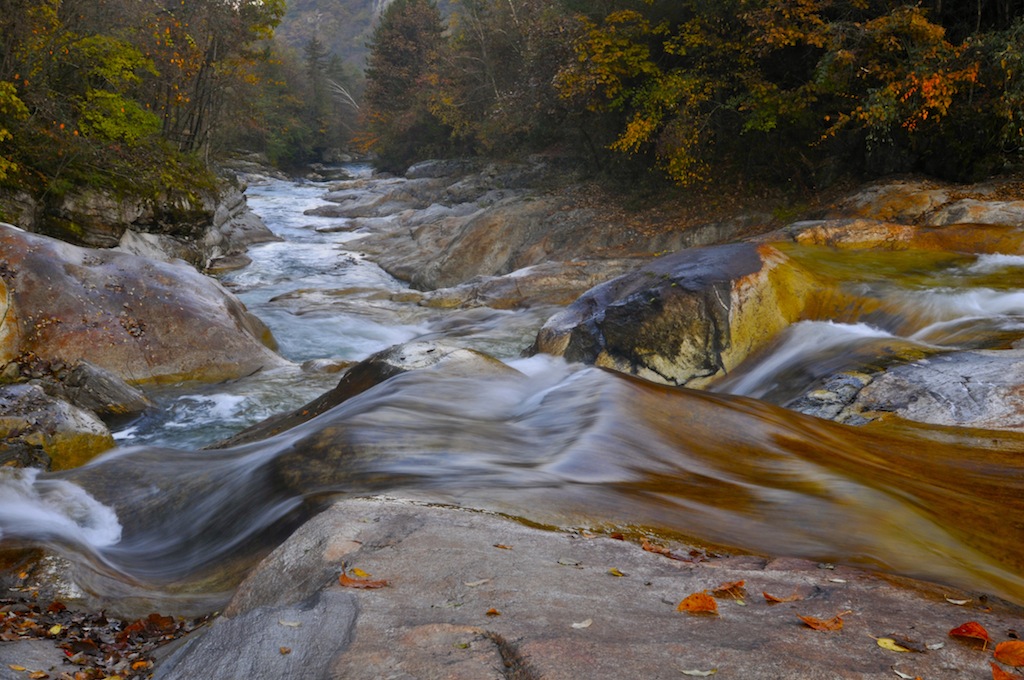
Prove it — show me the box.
[0,384,113,469]
[532,244,823,387]
[0,224,286,385]
[60,361,151,420]
[151,497,1024,680]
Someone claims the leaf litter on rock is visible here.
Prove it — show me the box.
[0,596,207,679]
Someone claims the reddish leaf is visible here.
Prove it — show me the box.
[677,591,718,615]
[991,662,1016,680]
[949,621,992,647]
[339,571,389,589]
[798,614,844,631]
[995,640,1024,667]
[763,591,802,604]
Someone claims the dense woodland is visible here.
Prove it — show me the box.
[2,0,1024,211]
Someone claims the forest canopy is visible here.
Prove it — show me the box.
[3,0,1024,202]
[361,0,1024,187]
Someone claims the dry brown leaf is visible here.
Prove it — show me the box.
[798,613,845,631]
[995,640,1024,667]
[763,591,802,604]
[677,591,718,615]
[493,544,512,550]
[949,621,992,647]
[642,539,672,556]
[339,571,389,589]
[713,580,746,598]
[280,647,292,655]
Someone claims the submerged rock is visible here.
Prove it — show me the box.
[217,340,518,447]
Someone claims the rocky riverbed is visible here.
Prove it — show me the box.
[1,161,1024,678]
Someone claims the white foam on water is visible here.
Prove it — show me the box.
[965,254,1024,274]
[0,468,121,548]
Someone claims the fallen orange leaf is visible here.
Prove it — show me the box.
[485,608,501,617]
[763,591,802,604]
[493,544,512,550]
[991,661,1016,680]
[798,613,845,631]
[339,571,389,589]
[995,640,1024,667]
[949,621,992,647]
[713,580,746,598]
[677,591,718,615]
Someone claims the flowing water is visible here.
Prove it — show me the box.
[4,169,1024,612]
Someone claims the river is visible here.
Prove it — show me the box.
[4,168,1024,613]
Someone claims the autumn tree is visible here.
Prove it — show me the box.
[361,0,449,171]
[428,0,580,154]
[553,0,1024,187]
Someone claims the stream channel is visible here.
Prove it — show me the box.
[5,167,1024,612]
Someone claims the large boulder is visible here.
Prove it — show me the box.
[532,244,831,387]
[114,184,280,271]
[0,224,286,384]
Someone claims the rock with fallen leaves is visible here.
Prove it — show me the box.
[145,497,1024,679]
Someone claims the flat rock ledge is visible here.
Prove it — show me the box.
[151,497,1023,680]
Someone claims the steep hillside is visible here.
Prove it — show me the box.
[277,0,454,68]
